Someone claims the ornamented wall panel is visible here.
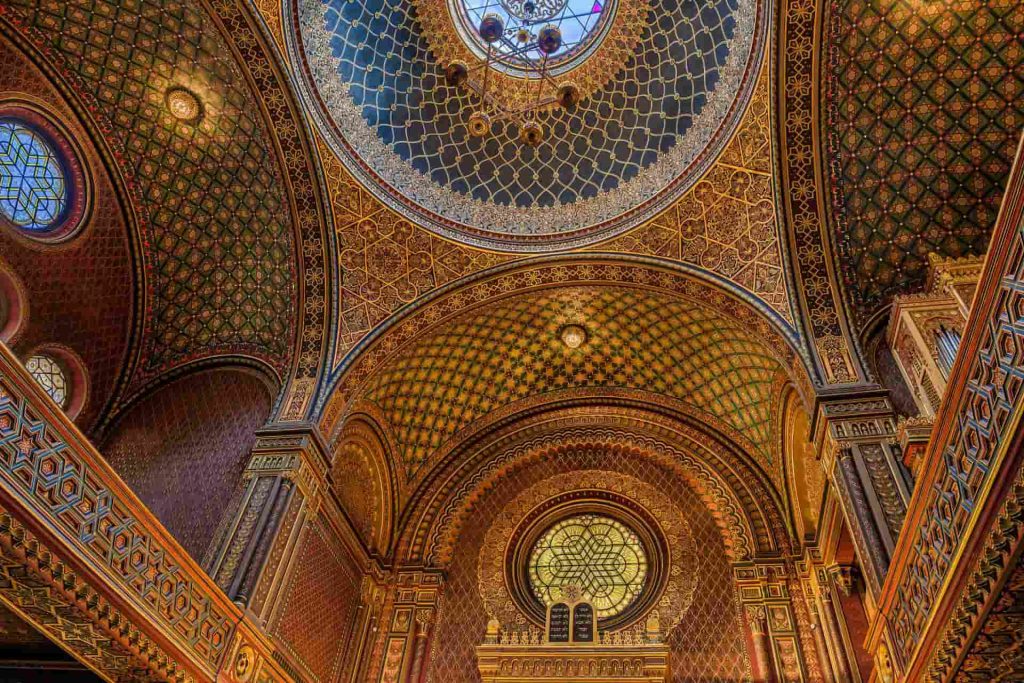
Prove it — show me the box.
[271,515,362,683]
[425,448,753,683]
[101,368,273,563]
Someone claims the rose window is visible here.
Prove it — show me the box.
[528,514,648,617]
[0,120,68,231]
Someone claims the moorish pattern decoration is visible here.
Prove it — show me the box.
[824,0,1024,322]
[528,514,648,618]
[291,0,768,250]
[345,286,789,483]
[0,119,67,230]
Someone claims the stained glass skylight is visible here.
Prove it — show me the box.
[458,0,613,69]
[0,120,68,231]
[528,514,648,618]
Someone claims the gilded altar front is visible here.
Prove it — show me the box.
[475,642,670,682]
[475,611,669,683]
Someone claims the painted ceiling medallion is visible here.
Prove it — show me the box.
[165,87,203,124]
[560,323,587,349]
[291,0,766,250]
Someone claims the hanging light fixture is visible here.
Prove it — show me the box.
[444,9,581,147]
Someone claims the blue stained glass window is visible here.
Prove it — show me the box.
[0,120,68,231]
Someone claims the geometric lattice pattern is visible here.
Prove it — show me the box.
[312,0,737,209]
[529,514,648,617]
[359,287,784,482]
[8,0,296,373]
[0,120,66,230]
[0,367,232,669]
[826,0,1024,319]
[24,355,67,408]
[887,211,1024,662]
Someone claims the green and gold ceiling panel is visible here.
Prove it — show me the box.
[353,287,786,483]
[5,0,299,380]
[825,0,1024,321]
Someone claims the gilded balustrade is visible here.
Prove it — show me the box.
[869,134,1024,681]
[0,341,289,682]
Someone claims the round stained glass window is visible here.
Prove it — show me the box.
[0,120,68,231]
[456,0,615,72]
[528,514,648,617]
[25,354,68,408]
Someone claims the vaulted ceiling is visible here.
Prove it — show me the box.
[349,286,790,486]
[1,0,331,429]
[823,0,1024,324]
[1,0,1022,442]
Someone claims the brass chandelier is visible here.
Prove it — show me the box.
[444,6,582,147]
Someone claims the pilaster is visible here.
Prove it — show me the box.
[734,560,811,682]
[813,392,911,599]
[366,569,445,683]
[206,424,330,623]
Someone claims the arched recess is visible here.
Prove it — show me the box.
[397,400,793,567]
[99,363,277,562]
[329,413,396,556]
[420,424,761,683]
[780,386,826,543]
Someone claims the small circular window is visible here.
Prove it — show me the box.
[0,120,69,230]
[528,514,648,618]
[25,354,69,408]
[0,105,87,243]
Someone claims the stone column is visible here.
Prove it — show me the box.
[205,424,330,621]
[813,392,912,599]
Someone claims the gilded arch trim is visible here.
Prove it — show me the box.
[391,401,794,566]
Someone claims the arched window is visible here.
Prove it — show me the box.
[25,354,68,407]
[0,120,68,231]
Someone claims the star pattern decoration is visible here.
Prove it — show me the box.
[529,515,647,617]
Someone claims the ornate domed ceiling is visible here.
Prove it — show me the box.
[289,0,768,251]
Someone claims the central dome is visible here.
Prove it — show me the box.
[290,0,767,250]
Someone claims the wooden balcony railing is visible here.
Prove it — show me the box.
[871,132,1024,681]
[0,341,287,682]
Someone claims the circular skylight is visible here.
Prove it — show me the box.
[456,0,615,72]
